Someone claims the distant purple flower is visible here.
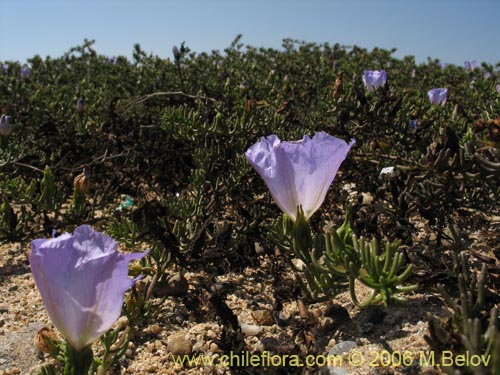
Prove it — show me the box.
[464,60,480,70]
[172,45,180,60]
[30,225,148,351]
[20,66,30,78]
[239,80,249,90]
[2,63,8,74]
[427,88,448,106]
[497,84,500,93]
[362,70,387,92]
[439,62,448,69]
[245,132,355,221]
[76,98,85,113]
[411,69,416,78]
[483,72,491,79]
[109,56,118,65]
[0,114,12,137]
[408,120,418,130]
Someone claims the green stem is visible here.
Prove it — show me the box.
[64,344,93,375]
[0,136,7,150]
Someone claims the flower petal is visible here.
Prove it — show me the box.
[246,132,354,221]
[30,225,148,350]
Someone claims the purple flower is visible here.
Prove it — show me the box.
[0,114,12,137]
[20,66,30,78]
[464,60,480,70]
[497,84,500,94]
[362,70,387,92]
[245,132,355,221]
[483,72,491,79]
[427,88,448,106]
[109,56,118,65]
[30,225,148,351]
[408,119,418,130]
[2,63,8,74]
[172,45,180,60]
[411,69,416,78]
[76,98,85,113]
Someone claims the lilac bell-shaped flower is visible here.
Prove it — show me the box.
[0,114,12,137]
[427,88,448,106]
[172,45,180,60]
[20,66,30,78]
[76,98,85,113]
[245,132,355,221]
[464,60,480,70]
[362,70,387,92]
[30,225,148,351]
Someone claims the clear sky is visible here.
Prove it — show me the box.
[1,0,499,66]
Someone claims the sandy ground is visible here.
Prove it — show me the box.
[0,237,452,375]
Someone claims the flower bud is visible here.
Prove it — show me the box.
[34,326,60,355]
[332,72,343,99]
[74,168,90,194]
[0,114,12,137]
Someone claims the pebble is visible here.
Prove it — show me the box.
[155,272,189,297]
[114,316,129,330]
[208,342,220,353]
[166,335,192,356]
[361,322,374,333]
[365,306,386,324]
[291,258,306,271]
[260,337,278,351]
[318,317,336,334]
[146,363,158,373]
[325,367,348,375]
[148,324,162,335]
[251,309,274,326]
[239,323,262,336]
[167,272,189,296]
[0,305,8,313]
[323,304,350,323]
[328,340,356,356]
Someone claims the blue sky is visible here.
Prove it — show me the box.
[1,0,499,66]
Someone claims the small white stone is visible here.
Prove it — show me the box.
[380,166,394,175]
[239,323,262,336]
